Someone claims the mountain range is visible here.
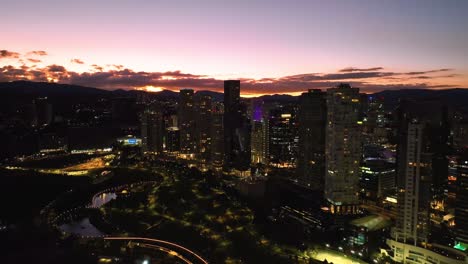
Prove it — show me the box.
[1,81,467,112]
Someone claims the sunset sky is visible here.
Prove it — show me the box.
[1,0,467,95]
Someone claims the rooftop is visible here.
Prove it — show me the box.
[350,214,392,231]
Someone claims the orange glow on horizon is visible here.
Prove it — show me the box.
[137,85,164,93]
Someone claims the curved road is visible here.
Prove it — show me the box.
[104,237,209,264]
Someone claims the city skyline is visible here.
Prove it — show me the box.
[1,0,468,96]
[1,1,468,263]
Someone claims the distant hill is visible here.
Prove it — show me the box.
[195,90,224,101]
[372,88,468,112]
[1,81,467,112]
[0,81,110,97]
[258,94,297,103]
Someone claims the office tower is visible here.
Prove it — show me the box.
[325,84,362,214]
[141,107,164,153]
[455,152,468,251]
[178,89,196,154]
[365,96,387,144]
[268,105,298,168]
[223,80,250,171]
[360,160,395,201]
[196,94,212,163]
[34,97,53,126]
[297,89,326,190]
[251,100,269,165]
[211,103,224,170]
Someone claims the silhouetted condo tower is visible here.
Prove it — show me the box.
[141,106,164,154]
[223,80,250,172]
[195,94,213,164]
[325,84,362,214]
[297,89,326,190]
[178,89,196,155]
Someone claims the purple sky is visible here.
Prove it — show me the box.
[1,0,467,95]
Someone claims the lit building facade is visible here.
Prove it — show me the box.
[325,84,362,214]
[210,103,224,170]
[251,100,269,165]
[268,105,298,168]
[392,122,431,245]
[360,160,396,201]
[165,127,180,153]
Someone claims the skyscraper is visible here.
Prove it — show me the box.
[223,80,250,172]
[392,122,431,245]
[211,103,224,170]
[251,100,269,165]
[268,105,298,168]
[395,99,450,199]
[365,95,388,144]
[141,106,164,154]
[297,89,326,190]
[178,89,196,155]
[387,99,452,262]
[196,94,213,164]
[165,127,180,153]
[325,84,362,214]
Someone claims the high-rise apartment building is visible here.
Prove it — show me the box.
[325,84,362,214]
[196,94,212,164]
[392,122,431,244]
[223,80,250,171]
[178,89,196,154]
[141,106,164,153]
[297,89,326,190]
[396,99,450,195]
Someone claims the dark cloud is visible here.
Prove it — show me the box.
[0,62,461,94]
[339,67,384,72]
[47,64,67,72]
[279,71,395,82]
[0,50,20,59]
[27,50,48,56]
[91,64,104,72]
[405,68,452,75]
[71,59,84,64]
[27,58,42,63]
